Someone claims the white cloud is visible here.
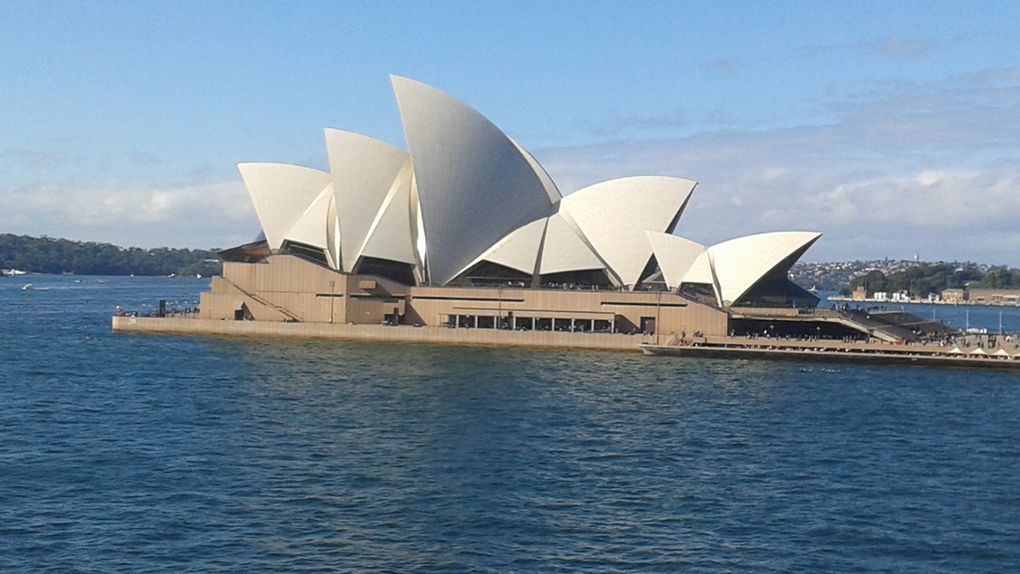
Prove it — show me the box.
[537,68,1020,265]
[0,179,258,249]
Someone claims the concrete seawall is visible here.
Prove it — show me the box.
[112,316,657,351]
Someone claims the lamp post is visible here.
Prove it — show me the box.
[655,288,661,345]
[329,280,335,323]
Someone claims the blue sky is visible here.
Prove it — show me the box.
[2,1,1019,264]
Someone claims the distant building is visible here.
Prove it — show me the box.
[942,288,966,303]
[967,288,1020,306]
[852,286,867,301]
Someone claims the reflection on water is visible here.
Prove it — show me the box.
[1,276,1018,572]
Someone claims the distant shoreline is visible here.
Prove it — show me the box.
[826,295,1019,308]
[0,233,221,277]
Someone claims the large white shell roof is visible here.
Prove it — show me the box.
[709,231,821,305]
[237,162,332,252]
[391,75,556,286]
[324,129,410,272]
[647,230,821,307]
[235,76,820,292]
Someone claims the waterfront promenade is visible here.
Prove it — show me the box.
[113,315,1020,369]
[643,334,1020,370]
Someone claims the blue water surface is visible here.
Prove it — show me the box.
[1,275,1018,573]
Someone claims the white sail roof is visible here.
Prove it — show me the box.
[708,231,821,306]
[682,251,718,287]
[324,129,410,272]
[391,75,556,286]
[237,163,332,251]
[357,159,416,266]
[510,138,562,204]
[539,212,606,275]
[285,183,334,251]
[561,176,696,288]
[461,216,547,276]
[232,76,826,299]
[644,232,707,290]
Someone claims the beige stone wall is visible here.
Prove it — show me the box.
[112,316,656,351]
[967,288,1020,305]
[198,255,729,336]
[200,276,289,321]
[406,285,727,336]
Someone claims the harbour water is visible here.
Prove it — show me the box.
[3,275,1019,572]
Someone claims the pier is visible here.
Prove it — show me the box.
[641,336,1020,371]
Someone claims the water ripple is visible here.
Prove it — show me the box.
[1,276,1018,572]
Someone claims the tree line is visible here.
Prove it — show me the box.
[0,234,222,276]
[842,263,1020,297]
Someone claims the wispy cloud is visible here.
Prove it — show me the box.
[577,108,689,137]
[0,147,74,172]
[798,35,963,60]
[701,58,743,76]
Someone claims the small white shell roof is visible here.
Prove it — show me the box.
[238,163,332,251]
[682,251,718,289]
[561,176,696,288]
[358,160,416,266]
[644,232,706,290]
[539,212,605,275]
[324,129,410,272]
[285,183,334,251]
[391,75,556,286]
[463,216,547,276]
[708,231,821,306]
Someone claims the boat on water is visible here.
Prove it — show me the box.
[21,283,50,292]
[3,268,29,277]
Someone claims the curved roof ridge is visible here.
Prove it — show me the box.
[509,137,562,204]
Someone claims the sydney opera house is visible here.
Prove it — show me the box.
[196,76,827,343]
